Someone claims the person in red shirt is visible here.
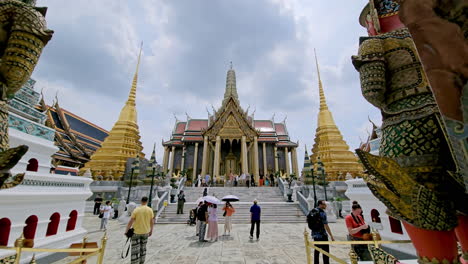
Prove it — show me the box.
[345,203,371,261]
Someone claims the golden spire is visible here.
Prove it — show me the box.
[314,49,328,111]
[223,62,239,105]
[118,42,143,123]
[82,43,145,180]
[310,49,363,181]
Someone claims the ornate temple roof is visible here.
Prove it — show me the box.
[163,66,297,147]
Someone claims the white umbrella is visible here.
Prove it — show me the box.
[195,197,204,204]
[203,195,221,204]
[221,195,240,202]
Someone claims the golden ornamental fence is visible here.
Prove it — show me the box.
[0,233,107,264]
[303,229,412,264]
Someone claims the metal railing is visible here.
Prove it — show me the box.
[296,191,309,215]
[177,177,186,192]
[156,191,169,219]
[0,233,108,264]
[303,229,411,264]
[278,177,285,195]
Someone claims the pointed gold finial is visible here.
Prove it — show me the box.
[314,49,328,111]
[127,42,143,105]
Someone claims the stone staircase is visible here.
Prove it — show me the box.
[156,187,307,224]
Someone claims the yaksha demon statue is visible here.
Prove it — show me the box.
[352,0,467,262]
[0,0,53,189]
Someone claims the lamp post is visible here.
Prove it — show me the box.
[317,156,328,201]
[126,156,139,204]
[148,167,156,208]
[311,162,318,207]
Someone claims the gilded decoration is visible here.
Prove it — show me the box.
[0,0,53,189]
[352,27,466,230]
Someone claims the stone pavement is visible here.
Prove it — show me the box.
[52,214,353,264]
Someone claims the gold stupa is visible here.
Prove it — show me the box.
[310,50,363,181]
[82,44,145,180]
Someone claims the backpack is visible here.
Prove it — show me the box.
[307,208,323,232]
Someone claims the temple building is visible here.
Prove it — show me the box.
[310,51,363,181]
[162,66,299,184]
[81,46,145,180]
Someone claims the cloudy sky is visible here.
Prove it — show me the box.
[33,0,381,169]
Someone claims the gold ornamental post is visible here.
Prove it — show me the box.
[304,229,312,264]
[97,232,108,264]
[14,234,25,264]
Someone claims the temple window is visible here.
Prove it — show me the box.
[389,216,404,234]
[23,215,38,240]
[0,218,11,246]
[26,158,39,172]
[66,210,78,231]
[370,209,381,223]
[46,212,60,236]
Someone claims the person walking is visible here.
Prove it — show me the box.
[99,201,112,230]
[197,201,208,242]
[259,174,264,186]
[345,203,372,261]
[203,188,208,197]
[93,194,103,215]
[206,204,219,242]
[246,173,250,188]
[177,190,186,214]
[125,197,154,264]
[222,202,235,235]
[249,200,261,240]
[251,174,255,187]
[307,200,335,264]
[270,174,275,187]
[205,174,211,186]
[112,199,120,219]
[195,202,203,236]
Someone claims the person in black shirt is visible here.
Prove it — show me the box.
[197,202,208,242]
[93,194,103,215]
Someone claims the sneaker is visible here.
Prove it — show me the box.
[249,235,253,239]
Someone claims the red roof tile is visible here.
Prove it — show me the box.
[254,120,275,132]
[175,122,186,134]
[275,124,287,135]
[187,120,208,131]
[183,136,203,141]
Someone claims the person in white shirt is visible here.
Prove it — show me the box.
[99,200,112,230]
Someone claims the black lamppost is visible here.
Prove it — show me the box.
[148,167,156,208]
[126,155,139,204]
[311,161,318,207]
[317,156,328,201]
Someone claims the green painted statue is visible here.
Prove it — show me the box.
[0,0,53,189]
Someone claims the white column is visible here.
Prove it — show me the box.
[284,147,290,177]
[262,142,267,176]
[292,147,299,177]
[180,146,186,171]
[169,146,176,177]
[192,143,199,180]
[253,137,260,184]
[162,146,169,173]
[241,136,248,174]
[201,137,208,176]
[213,136,221,180]
[274,146,279,173]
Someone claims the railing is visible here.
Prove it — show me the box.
[177,177,186,192]
[296,191,309,215]
[156,191,169,219]
[303,229,412,264]
[0,233,108,264]
[278,177,285,196]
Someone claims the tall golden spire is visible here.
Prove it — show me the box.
[310,50,363,181]
[223,62,239,106]
[315,49,328,111]
[82,43,145,180]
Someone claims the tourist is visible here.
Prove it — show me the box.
[197,171,202,187]
[250,174,255,187]
[93,194,103,215]
[112,199,120,219]
[99,201,112,230]
[197,201,208,242]
[259,173,264,186]
[222,201,235,235]
[195,201,203,236]
[308,200,335,264]
[206,203,219,242]
[125,197,154,264]
[336,200,343,218]
[177,190,186,214]
[205,174,211,186]
[270,174,275,187]
[345,203,371,261]
[203,187,208,197]
[246,173,250,188]
[229,171,234,186]
[234,174,238,187]
[249,200,261,240]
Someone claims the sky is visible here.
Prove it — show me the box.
[33,0,381,169]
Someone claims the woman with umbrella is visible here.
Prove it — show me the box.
[222,195,239,236]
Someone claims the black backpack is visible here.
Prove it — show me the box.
[307,208,323,232]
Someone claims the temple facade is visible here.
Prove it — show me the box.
[163,66,299,184]
[310,51,363,181]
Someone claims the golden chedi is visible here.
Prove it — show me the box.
[310,50,363,181]
[82,45,145,180]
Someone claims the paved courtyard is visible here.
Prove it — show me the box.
[53,214,353,264]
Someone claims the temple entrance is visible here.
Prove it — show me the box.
[220,139,241,176]
[225,152,238,175]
